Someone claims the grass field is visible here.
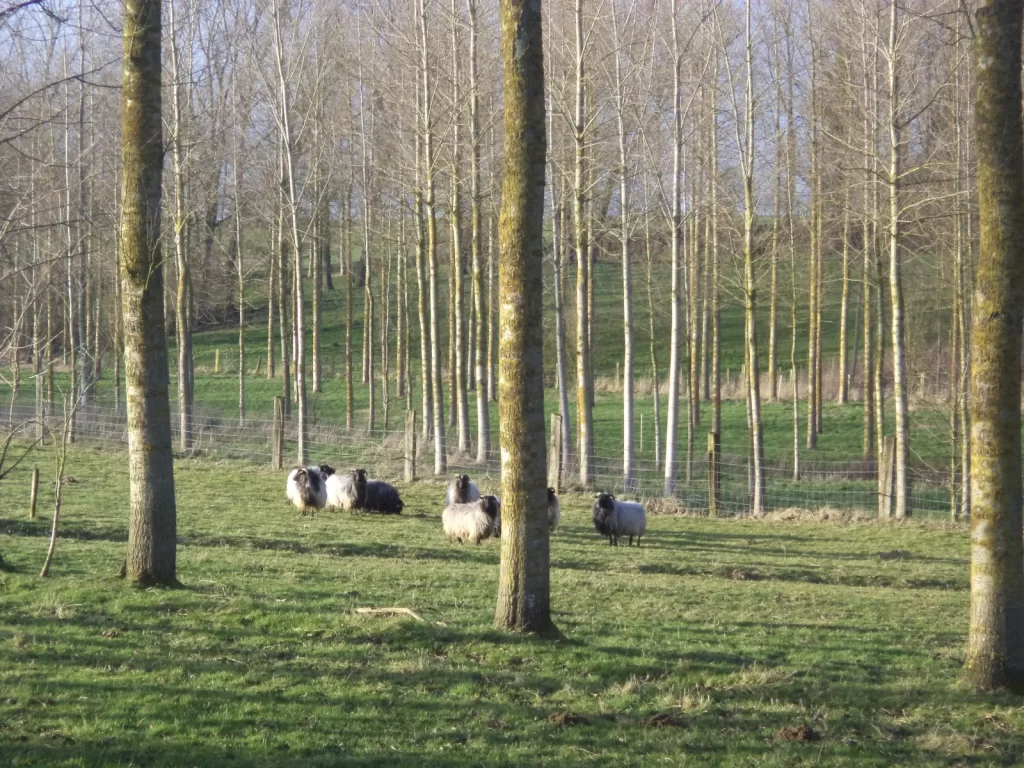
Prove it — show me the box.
[1,444,1020,766]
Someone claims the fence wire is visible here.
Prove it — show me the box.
[4,401,958,519]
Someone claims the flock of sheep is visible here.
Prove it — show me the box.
[285,465,648,547]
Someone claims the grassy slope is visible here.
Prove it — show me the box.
[1,446,1020,767]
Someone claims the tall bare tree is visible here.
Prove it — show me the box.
[494,0,554,637]
[963,0,1024,692]
[120,0,177,585]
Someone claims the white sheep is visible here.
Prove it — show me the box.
[286,464,334,516]
[442,496,501,544]
[592,492,646,546]
[444,474,481,506]
[326,468,367,511]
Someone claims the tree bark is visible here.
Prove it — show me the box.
[120,0,177,586]
[493,0,554,636]
[963,0,1024,692]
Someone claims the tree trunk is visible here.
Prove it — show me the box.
[493,0,554,637]
[573,0,594,488]
[469,0,489,464]
[963,0,1024,692]
[419,0,447,475]
[664,0,683,496]
[888,0,910,519]
[451,0,470,454]
[120,0,177,586]
[838,187,850,404]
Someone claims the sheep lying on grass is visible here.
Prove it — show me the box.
[286,464,335,516]
[443,495,501,544]
[362,479,404,515]
[326,468,367,511]
[444,474,481,506]
[592,492,646,546]
[492,488,560,538]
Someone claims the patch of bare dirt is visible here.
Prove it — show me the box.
[548,712,588,727]
[641,713,685,728]
[776,725,821,742]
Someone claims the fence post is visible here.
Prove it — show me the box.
[549,413,562,492]
[707,432,720,518]
[29,466,39,519]
[273,396,284,470]
[405,410,417,483]
[879,436,895,519]
[215,349,221,374]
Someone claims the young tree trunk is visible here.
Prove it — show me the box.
[168,0,193,452]
[419,0,446,475]
[664,0,683,496]
[493,0,554,637]
[573,0,594,488]
[414,106,433,440]
[645,211,662,469]
[612,5,634,491]
[266,219,276,381]
[861,7,874,457]
[277,140,291,419]
[468,0,490,464]
[451,0,470,454]
[233,117,245,425]
[963,0,1024,691]
[346,184,355,429]
[120,0,177,585]
[273,1,308,464]
[838,187,851,403]
[887,0,910,518]
[553,192,572,474]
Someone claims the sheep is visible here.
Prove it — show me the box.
[443,495,501,544]
[492,488,560,538]
[286,464,335,515]
[547,487,561,533]
[326,468,368,511]
[592,492,646,546]
[444,474,481,506]
[361,478,405,515]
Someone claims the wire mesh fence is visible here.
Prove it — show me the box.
[3,401,958,520]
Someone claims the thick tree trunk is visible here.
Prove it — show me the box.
[120,0,177,586]
[493,0,554,636]
[963,0,1024,692]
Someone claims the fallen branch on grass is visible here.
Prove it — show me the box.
[354,607,426,622]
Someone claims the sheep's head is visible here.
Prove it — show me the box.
[592,493,616,536]
[350,469,369,503]
[481,495,501,537]
[547,487,557,504]
[318,464,336,478]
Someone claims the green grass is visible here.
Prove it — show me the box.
[1,445,1020,766]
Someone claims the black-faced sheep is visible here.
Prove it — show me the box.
[362,479,404,515]
[444,474,481,506]
[286,464,335,515]
[492,488,560,538]
[326,468,368,511]
[592,492,646,546]
[443,495,501,544]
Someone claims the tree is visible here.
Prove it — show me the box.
[963,0,1024,692]
[494,0,554,636]
[120,0,178,585]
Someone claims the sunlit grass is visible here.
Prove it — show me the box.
[0,444,1018,766]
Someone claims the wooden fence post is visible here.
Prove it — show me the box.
[215,348,221,374]
[549,413,562,492]
[273,396,284,470]
[707,432,720,518]
[879,436,895,519]
[29,466,39,519]
[405,410,417,483]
